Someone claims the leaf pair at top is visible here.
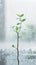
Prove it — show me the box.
[16,13,26,23]
[17,14,24,17]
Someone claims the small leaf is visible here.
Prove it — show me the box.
[16,26,19,31]
[20,19,26,22]
[16,14,24,17]
[17,23,21,25]
[12,45,15,48]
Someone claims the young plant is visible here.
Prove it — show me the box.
[12,13,26,65]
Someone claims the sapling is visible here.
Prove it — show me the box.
[12,13,26,65]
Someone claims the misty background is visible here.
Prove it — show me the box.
[0,0,36,50]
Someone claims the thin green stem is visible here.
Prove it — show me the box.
[17,32,19,65]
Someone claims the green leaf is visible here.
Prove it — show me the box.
[16,14,24,17]
[12,45,15,48]
[20,19,26,22]
[17,23,21,25]
[16,26,19,31]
